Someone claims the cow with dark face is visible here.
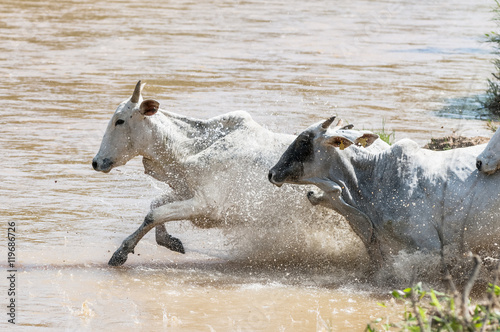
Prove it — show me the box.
[269,118,500,263]
[269,117,384,262]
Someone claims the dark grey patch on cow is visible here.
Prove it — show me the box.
[290,132,315,164]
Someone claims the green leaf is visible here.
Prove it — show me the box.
[418,306,428,323]
[392,290,404,299]
[430,290,443,311]
[449,297,455,312]
[449,321,462,330]
[364,324,375,332]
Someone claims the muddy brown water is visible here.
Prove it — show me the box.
[0,0,497,330]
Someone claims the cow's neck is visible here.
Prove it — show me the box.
[140,110,239,196]
[332,148,378,213]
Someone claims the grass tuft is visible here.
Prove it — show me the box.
[374,119,396,145]
[366,258,500,332]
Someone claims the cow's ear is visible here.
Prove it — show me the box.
[323,136,354,150]
[140,99,159,116]
[355,134,379,148]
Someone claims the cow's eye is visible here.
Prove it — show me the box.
[115,119,125,126]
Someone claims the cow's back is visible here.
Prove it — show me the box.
[368,141,500,253]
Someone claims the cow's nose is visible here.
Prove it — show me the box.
[268,171,273,182]
[268,170,283,187]
[476,160,482,171]
[92,159,98,170]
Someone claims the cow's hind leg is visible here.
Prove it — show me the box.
[151,193,185,253]
[109,197,206,266]
[155,224,185,254]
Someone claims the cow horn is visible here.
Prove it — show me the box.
[131,80,144,104]
[321,116,336,130]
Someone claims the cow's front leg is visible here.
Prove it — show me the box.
[306,190,329,207]
[109,197,206,266]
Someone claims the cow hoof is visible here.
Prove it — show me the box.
[157,235,185,254]
[108,249,129,266]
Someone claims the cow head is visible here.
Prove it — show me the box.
[92,81,160,173]
[476,129,500,175]
[268,117,379,186]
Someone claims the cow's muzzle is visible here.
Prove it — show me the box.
[476,159,499,175]
[476,160,482,171]
[92,157,113,173]
[268,170,283,187]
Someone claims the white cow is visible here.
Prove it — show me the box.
[477,128,498,174]
[269,118,500,263]
[93,81,381,266]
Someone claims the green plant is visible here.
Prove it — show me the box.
[487,119,498,133]
[374,119,396,145]
[483,1,500,115]
[366,258,500,332]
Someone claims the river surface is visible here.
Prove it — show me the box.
[0,0,497,330]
